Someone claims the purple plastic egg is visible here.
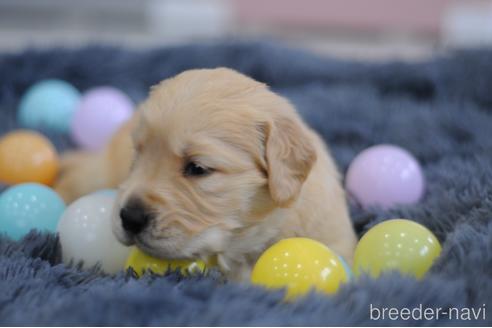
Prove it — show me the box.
[345,144,425,209]
[71,87,133,150]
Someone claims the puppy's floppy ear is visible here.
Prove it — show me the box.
[263,112,317,207]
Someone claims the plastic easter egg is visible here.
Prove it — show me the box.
[18,79,81,132]
[57,193,130,274]
[345,144,425,209]
[353,219,441,279]
[0,183,65,240]
[338,255,353,280]
[71,87,133,150]
[251,238,348,300]
[94,189,118,197]
[125,247,207,277]
[0,130,59,186]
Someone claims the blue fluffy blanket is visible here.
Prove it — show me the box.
[0,42,491,326]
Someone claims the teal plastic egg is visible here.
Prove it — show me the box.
[18,79,81,133]
[0,183,66,240]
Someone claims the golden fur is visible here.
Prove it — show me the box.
[55,68,357,281]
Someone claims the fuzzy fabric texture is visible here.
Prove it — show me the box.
[0,42,491,326]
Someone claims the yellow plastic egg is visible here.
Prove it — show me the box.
[125,247,207,277]
[0,130,59,186]
[251,238,349,300]
[353,219,441,279]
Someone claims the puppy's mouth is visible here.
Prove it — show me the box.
[132,234,192,260]
[114,230,174,259]
[112,209,213,261]
[134,235,159,257]
[113,228,163,258]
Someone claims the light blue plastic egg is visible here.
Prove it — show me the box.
[338,255,354,280]
[18,79,81,133]
[94,189,118,197]
[0,183,66,240]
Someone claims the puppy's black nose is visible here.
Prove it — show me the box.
[120,198,151,234]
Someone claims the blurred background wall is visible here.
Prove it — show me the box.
[1,0,492,60]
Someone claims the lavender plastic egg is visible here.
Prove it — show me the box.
[71,87,133,150]
[345,144,425,209]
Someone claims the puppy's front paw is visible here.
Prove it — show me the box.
[53,151,107,203]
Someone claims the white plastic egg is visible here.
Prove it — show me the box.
[57,192,129,273]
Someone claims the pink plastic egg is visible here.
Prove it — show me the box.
[71,87,133,150]
[345,144,425,209]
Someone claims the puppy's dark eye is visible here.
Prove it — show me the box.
[183,161,212,177]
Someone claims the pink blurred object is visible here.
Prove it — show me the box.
[234,0,451,35]
[71,87,134,151]
[345,144,425,209]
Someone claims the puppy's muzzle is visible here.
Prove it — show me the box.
[119,197,153,235]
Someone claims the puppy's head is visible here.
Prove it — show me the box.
[112,68,316,260]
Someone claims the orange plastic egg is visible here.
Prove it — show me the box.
[0,130,59,186]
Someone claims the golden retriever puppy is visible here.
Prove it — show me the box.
[55,68,357,281]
